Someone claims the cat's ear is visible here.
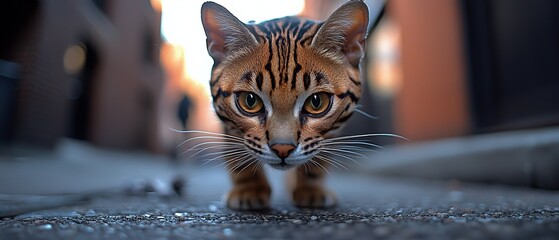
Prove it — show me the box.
[311,0,369,66]
[201,2,258,63]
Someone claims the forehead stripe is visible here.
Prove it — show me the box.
[349,76,361,86]
[303,72,311,90]
[315,72,327,85]
[210,72,222,88]
[336,90,359,102]
[241,71,253,82]
[291,42,301,89]
[256,72,263,91]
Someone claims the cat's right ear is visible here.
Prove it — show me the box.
[201,2,258,63]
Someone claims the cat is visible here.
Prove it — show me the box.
[200,0,369,210]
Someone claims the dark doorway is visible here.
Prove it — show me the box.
[462,0,559,133]
[68,42,98,141]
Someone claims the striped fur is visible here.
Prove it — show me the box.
[202,0,369,210]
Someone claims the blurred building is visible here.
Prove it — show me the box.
[0,0,165,152]
[377,0,559,141]
[305,0,559,143]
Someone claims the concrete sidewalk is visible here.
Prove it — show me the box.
[362,127,559,190]
[1,166,559,239]
[0,140,177,195]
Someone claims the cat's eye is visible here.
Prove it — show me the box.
[303,92,331,116]
[236,92,264,114]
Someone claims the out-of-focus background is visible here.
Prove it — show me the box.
[1,0,558,196]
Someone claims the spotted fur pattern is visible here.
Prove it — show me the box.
[201,0,369,210]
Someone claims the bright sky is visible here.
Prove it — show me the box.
[160,0,305,86]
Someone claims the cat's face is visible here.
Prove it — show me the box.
[202,1,369,170]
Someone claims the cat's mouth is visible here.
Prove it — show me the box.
[256,146,313,170]
[267,162,297,170]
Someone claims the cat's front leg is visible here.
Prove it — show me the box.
[290,158,337,208]
[226,162,271,211]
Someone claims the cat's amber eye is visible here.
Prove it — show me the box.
[303,92,331,116]
[236,92,264,114]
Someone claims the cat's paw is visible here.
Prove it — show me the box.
[226,185,271,211]
[292,186,337,208]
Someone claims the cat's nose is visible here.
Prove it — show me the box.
[270,144,296,160]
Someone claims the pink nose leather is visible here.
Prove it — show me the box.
[271,144,296,159]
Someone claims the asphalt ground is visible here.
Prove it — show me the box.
[1,167,559,239]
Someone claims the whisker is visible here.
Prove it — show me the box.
[228,157,256,175]
[315,155,350,171]
[217,153,251,167]
[251,161,262,177]
[324,133,408,142]
[330,145,379,153]
[354,108,378,119]
[309,159,331,175]
[178,134,243,142]
[170,129,244,141]
[201,150,249,164]
[222,154,252,169]
[202,153,239,167]
[303,161,309,175]
[185,143,242,156]
[320,150,361,165]
[188,144,240,152]
[233,158,257,176]
[320,148,368,159]
[176,135,243,149]
[322,141,383,149]
[179,142,244,158]
[196,149,246,161]
[186,144,242,159]
[180,141,244,153]
[318,154,352,168]
[227,159,250,175]
[319,154,359,171]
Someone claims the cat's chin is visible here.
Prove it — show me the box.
[267,163,297,171]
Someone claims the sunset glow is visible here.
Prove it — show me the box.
[160,0,305,93]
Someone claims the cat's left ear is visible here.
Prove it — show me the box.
[201,1,258,63]
[312,0,369,66]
